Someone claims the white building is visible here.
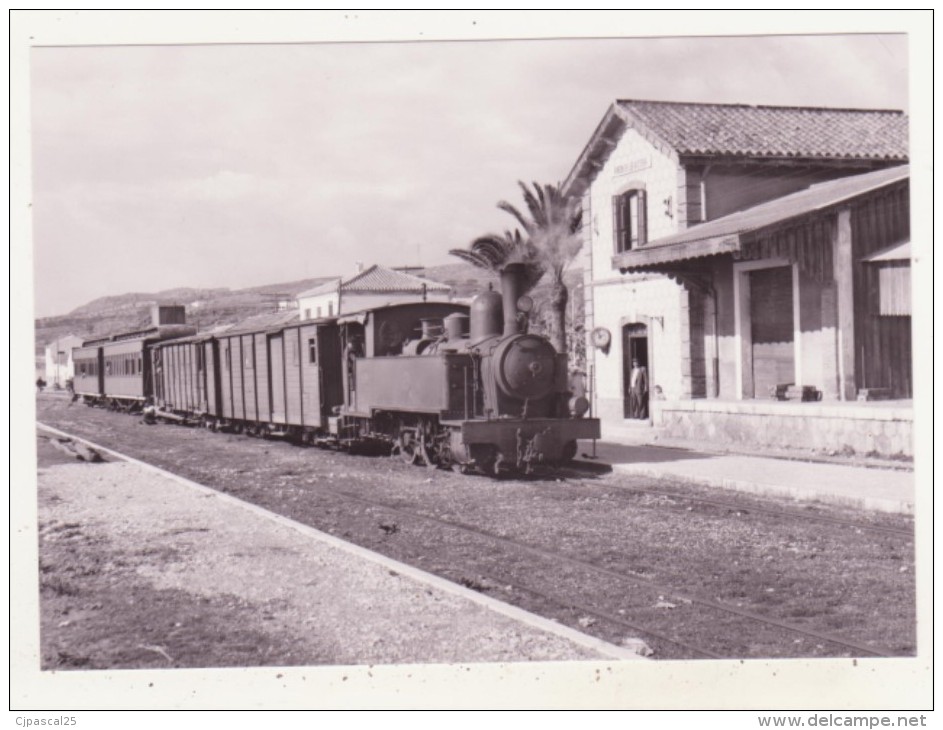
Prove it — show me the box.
[44,333,84,388]
[562,99,909,455]
[297,264,452,319]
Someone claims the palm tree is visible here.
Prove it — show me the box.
[448,228,545,294]
[497,181,583,354]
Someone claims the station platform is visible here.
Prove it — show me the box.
[579,424,915,515]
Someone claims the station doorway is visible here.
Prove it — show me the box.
[622,323,649,419]
[748,266,795,398]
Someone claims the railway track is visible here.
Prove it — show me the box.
[36,420,912,660]
[550,471,914,539]
[322,486,898,658]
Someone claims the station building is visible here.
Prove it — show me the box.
[563,100,912,456]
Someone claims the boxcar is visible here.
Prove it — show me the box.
[151,331,220,420]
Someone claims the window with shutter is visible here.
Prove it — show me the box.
[613,188,647,253]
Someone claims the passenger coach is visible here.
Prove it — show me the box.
[73,305,195,409]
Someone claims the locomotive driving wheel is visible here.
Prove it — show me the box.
[397,431,420,465]
[417,431,436,469]
[395,427,438,468]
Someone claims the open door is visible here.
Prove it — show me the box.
[622,323,649,419]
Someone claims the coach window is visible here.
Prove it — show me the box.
[328,301,334,317]
[289,338,299,366]
[613,187,647,252]
[224,345,230,371]
[316,306,322,318]
[105,360,112,375]
[308,337,317,365]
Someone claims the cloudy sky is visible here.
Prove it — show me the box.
[27,18,913,317]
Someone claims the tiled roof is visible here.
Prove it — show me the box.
[616,99,909,160]
[343,265,450,293]
[298,265,451,298]
[564,99,909,198]
[612,164,908,270]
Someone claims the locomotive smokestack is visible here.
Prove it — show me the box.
[501,263,525,337]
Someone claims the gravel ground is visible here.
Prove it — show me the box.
[37,453,644,669]
[33,396,916,663]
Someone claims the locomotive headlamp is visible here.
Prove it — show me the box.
[516,295,534,314]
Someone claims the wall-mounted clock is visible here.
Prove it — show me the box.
[591,327,611,350]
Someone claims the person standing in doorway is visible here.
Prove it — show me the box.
[629,358,648,419]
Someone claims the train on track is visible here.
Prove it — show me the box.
[71,264,600,475]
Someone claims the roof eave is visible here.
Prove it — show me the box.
[678,153,909,168]
[612,235,742,272]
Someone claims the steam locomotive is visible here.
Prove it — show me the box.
[74,264,599,475]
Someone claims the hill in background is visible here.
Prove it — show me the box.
[34,277,334,354]
[34,262,583,360]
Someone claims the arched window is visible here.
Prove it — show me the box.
[613,187,647,252]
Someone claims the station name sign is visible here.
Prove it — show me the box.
[614,156,652,177]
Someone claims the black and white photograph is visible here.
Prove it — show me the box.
[11,10,933,718]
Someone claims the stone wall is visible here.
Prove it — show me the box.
[590,276,686,422]
[653,399,913,458]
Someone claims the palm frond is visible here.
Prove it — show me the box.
[496,200,532,234]
[518,181,547,229]
[448,249,495,272]
[451,228,546,294]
